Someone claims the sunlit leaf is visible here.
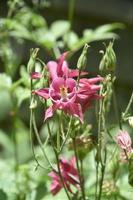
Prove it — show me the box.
[50,20,70,38]
[64,31,79,50]
[0,73,12,89]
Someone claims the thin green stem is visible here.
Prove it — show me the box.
[113,86,122,130]
[32,112,55,170]
[123,91,133,119]
[7,0,17,18]
[98,148,107,200]
[57,129,61,152]
[73,138,86,200]
[60,111,65,139]
[29,79,51,170]
[80,159,85,198]
[30,109,46,170]
[59,116,72,153]
[95,147,99,200]
[95,96,103,200]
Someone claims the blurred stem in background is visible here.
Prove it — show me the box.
[122,91,133,121]
[68,0,76,29]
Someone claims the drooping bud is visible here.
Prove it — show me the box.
[99,42,116,72]
[77,44,89,71]
[27,48,39,74]
[128,116,133,128]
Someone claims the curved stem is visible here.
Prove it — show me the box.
[123,91,133,119]
[29,79,52,170]
[30,109,46,170]
[32,112,55,171]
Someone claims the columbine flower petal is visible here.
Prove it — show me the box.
[47,61,58,80]
[33,88,49,99]
[49,157,79,196]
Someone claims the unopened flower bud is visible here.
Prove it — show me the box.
[128,116,133,128]
[27,48,39,74]
[99,42,116,72]
[77,44,89,71]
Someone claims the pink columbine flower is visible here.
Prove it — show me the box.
[34,76,102,121]
[116,130,133,161]
[48,157,79,195]
[30,72,42,79]
[47,52,88,81]
[34,77,83,122]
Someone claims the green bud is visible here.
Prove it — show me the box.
[27,48,39,74]
[77,44,89,71]
[99,42,116,72]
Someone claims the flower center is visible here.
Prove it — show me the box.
[60,86,68,99]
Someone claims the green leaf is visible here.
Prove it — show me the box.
[35,182,47,200]
[37,31,56,50]
[64,31,79,50]
[14,8,47,28]
[14,86,30,107]
[50,20,70,38]
[0,73,12,89]
[20,65,30,87]
[0,90,13,121]
[0,189,7,200]
[0,130,14,156]
[5,19,31,39]
[70,23,124,51]
[94,23,125,34]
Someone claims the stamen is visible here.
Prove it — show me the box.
[60,86,68,98]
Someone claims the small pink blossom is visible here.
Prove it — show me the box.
[30,72,42,79]
[116,130,132,151]
[116,130,133,161]
[48,157,79,195]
